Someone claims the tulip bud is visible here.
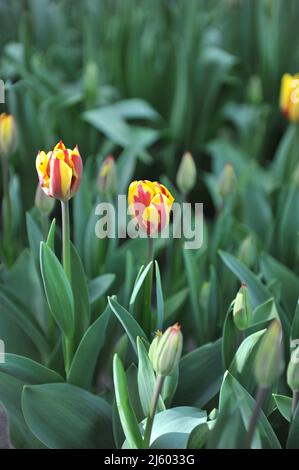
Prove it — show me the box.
[97,155,117,196]
[149,323,183,377]
[35,184,55,215]
[238,235,257,269]
[254,319,284,388]
[233,283,252,330]
[0,113,17,157]
[148,330,162,365]
[176,152,197,195]
[287,347,299,392]
[217,164,236,198]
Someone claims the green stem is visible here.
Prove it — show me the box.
[245,387,267,448]
[143,374,165,447]
[143,237,154,336]
[60,199,72,375]
[291,391,299,418]
[61,200,71,281]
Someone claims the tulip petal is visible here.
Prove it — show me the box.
[49,156,72,200]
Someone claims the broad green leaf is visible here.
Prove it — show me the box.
[261,253,299,319]
[68,306,110,389]
[219,250,270,307]
[70,242,90,344]
[0,403,13,448]
[287,400,299,448]
[183,250,201,342]
[218,372,281,449]
[108,297,148,354]
[40,242,74,337]
[0,354,63,384]
[26,212,43,264]
[155,261,164,330]
[0,372,44,449]
[22,383,113,449]
[273,394,292,422]
[137,337,165,417]
[89,273,115,314]
[162,367,179,408]
[291,299,299,340]
[251,298,279,327]
[113,355,144,449]
[46,218,56,251]
[129,262,152,307]
[140,407,207,449]
[174,339,223,407]
[164,287,189,324]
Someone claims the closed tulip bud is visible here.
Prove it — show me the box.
[217,164,236,198]
[0,113,17,157]
[128,180,174,235]
[254,319,284,388]
[36,140,82,201]
[149,323,183,377]
[176,152,197,195]
[238,235,257,269]
[280,73,299,122]
[148,330,162,365]
[35,184,55,215]
[97,155,117,196]
[233,283,252,331]
[287,348,299,392]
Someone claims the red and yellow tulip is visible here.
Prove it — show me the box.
[128,180,174,235]
[0,113,17,157]
[36,140,82,201]
[280,73,299,122]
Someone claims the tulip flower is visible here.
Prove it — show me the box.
[0,113,17,157]
[280,73,299,122]
[36,140,82,201]
[128,180,174,235]
[218,164,236,199]
[149,323,183,377]
[233,283,252,331]
[97,155,117,196]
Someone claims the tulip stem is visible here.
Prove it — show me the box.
[291,391,299,418]
[245,386,267,448]
[143,374,165,448]
[61,200,71,281]
[147,237,154,265]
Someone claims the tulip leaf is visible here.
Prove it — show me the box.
[26,212,43,264]
[287,400,299,448]
[22,383,113,449]
[70,242,90,345]
[46,218,56,251]
[291,299,299,340]
[273,394,292,422]
[89,273,115,315]
[68,305,110,389]
[219,250,270,307]
[155,261,164,330]
[129,261,153,307]
[222,302,239,369]
[40,242,75,337]
[0,403,13,449]
[113,354,144,449]
[174,339,223,408]
[136,337,165,417]
[0,354,64,385]
[108,297,148,354]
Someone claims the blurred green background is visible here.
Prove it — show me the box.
[1,0,299,213]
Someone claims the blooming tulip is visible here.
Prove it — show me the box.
[128,180,174,235]
[280,73,299,122]
[36,140,82,201]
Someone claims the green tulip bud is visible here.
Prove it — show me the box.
[238,235,257,269]
[217,164,236,199]
[0,113,17,157]
[233,283,252,330]
[176,152,197,195]
[148,330,162,365]
[149,323,183,377]
[287,347,299,392]
[97,155,117,196]
[35,184,55,215]
[254,319,284,388]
